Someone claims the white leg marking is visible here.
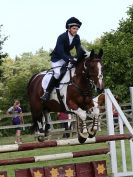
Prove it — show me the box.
[92,106,100,131]
[73,108,86,121]
[37,121,42,129]
[73,108,88,136]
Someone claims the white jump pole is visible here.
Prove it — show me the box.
[105,89,118,176]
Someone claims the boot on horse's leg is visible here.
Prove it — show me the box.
[40,76,57,101]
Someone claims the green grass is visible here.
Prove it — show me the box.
[0,131,132,177]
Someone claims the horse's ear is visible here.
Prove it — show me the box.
[98,49,103,58]
[90,49,95,59]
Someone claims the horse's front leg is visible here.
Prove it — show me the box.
[68,100,88,138]
[72,108,88,138]
[88,106,100,138]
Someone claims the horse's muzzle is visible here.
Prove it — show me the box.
[97,88,104,94]
[97,80,104,93]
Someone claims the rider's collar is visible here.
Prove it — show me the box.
[68,31,74,45]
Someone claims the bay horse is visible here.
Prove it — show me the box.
[27,49,104,143]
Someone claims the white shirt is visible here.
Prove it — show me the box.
[68,32,74,45]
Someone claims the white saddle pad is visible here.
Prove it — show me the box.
[41,67,75,109]
[41,71,53,90]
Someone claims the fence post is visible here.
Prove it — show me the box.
[105,89,118,177]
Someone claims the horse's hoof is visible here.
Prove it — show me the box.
[78,131,88,139]
[78,135,87,144]
[38,136,45,142]
[88,127,97,138]
[88,133,96,138]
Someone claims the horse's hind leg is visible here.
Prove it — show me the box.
[43,111,51,137]
[36,112,50,136]
[31,111,48,141]
[31,111,44,133]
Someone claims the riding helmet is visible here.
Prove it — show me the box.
[66,17,82,29]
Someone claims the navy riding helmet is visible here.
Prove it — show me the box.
[66,17,82,29]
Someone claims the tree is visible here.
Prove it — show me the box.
[100,5,133,101]
[81,5,133,101]
[1,49,50,112]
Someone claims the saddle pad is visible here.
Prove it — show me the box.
[41,71,53,90]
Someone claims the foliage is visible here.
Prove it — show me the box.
[100,5,133,101]
[1,48,50,112]
[82,5,133,101]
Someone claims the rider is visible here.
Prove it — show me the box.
[40,17,83,101]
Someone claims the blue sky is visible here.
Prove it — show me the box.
[0,0,133,58]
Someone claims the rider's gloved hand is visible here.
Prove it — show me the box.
[69,57,78,65]
[84,51,91,59]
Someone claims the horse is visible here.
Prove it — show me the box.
[27,49,104,143]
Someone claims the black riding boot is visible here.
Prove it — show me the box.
[40,76,57,101]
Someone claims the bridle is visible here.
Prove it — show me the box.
[84,58,103,87]
[71,58,102,96]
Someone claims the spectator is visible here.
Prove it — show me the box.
[7,100,24,144]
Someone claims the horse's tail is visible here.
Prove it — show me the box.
[27,73,39,95]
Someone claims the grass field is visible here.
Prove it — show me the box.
[0,130,132,177]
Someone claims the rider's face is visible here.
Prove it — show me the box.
[68,26,79,36]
